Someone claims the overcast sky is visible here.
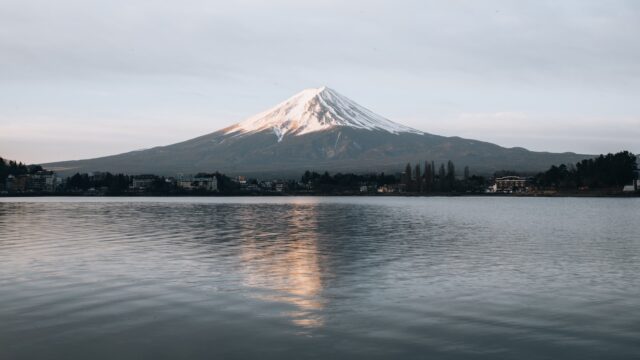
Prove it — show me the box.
[1,0,639,164]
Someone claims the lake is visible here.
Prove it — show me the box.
[1,197,639,359]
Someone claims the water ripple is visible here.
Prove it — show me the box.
[1,197,639,359]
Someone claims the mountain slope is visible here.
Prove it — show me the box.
[45,87,591,177]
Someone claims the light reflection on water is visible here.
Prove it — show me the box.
[0,196,639,359]
[240,204,325,328]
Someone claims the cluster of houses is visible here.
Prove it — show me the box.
[98,173,223,193]
[130,174,220,192]
[2,171,63,193]
[1,170,294,194]
[129,175,218,192]
[232,176,292,193]
[1,171,223,194]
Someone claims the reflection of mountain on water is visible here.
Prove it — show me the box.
[239,203,326,328]
[62,198,467,330]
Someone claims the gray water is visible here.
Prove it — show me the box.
[1,197,639,359]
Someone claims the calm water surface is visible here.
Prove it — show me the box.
[1,197,639,359]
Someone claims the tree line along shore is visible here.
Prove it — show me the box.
[1,151,638,196]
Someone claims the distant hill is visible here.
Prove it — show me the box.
[44,87,591,177]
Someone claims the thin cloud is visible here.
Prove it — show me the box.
[0,0,638,162]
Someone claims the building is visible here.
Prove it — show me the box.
[622,180,639,192]
[177,175,218,191]
[131,175,158,190]
[260,180,274,190]
[194,175,218,191]
[176,178,194,190]
[233,176,247,185]
[377,185,397,193]
[492,176,530,193]
[5,174,29,192]
[28,171,56,192]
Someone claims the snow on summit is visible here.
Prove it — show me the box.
[224,87,423,141]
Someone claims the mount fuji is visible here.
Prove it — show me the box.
[223,86,423,141]
[45,87,590,177]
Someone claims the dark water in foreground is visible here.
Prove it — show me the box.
[1,197,639,359]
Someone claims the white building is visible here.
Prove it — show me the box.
[491,176,530,193]
[622,180,639,192]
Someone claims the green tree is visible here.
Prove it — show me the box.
[446,161,456,191]
[403,163,413,191]
[438,163,446,191]
[414,164,422,192]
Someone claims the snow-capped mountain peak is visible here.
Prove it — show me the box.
[224,86,423,141]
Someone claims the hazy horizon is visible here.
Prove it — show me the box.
[1,0,639,164]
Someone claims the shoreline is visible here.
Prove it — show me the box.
[1,192,638,198]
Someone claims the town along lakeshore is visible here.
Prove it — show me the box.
[1,152,638,197]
